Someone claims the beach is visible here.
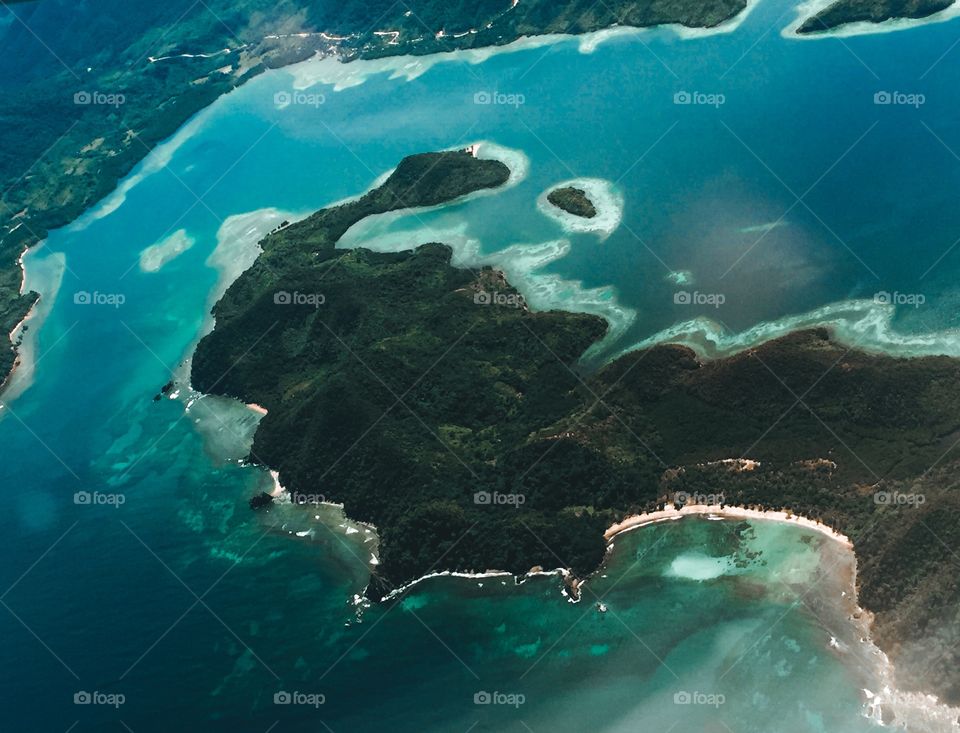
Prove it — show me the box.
[604,502,854,548]
[0,250,65,405]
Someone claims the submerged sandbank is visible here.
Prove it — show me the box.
[68,111,213,230]
[175,143,527,465]
[332,143,635,357]
[169,208,302,459]
[138,228,195,272]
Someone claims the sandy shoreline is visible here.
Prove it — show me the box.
[602,504,960,729]
[1,250,66,405]
[288,0,768,94]
[380,503,856,604]
[5,250,32,346]
[27,14,956,725]
[604,502,854,548]
[610,297,960,365]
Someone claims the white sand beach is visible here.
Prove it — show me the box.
[604,502,853,548]
[0,250,66,405]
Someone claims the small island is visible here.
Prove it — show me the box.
[538,178,624,238]
[547,186,597,219]
[797,0,953,32]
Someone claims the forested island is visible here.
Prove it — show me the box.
[547,186,598,218]
[194,148,960,706]
[797,0,954,32]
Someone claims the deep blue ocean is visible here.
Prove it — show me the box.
[4,0,960,729]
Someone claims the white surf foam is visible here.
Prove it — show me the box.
[612,298,960,362]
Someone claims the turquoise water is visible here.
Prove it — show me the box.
[4,0,959,729]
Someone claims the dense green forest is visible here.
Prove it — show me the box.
[547,186,597,218]
[193,149,960,703]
